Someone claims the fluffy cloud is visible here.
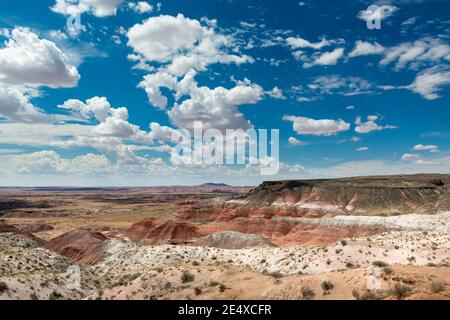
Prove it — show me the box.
[0,87,48,123]
[51,0,124,17]
[413,144,439,152]
[138,71,178,109]
[356,147,369,152]
[355,115,397,134]
[288,137,302,145]
[0,27,80,123]
[306,75,374,96]
[168,79,263,132]
[0,150,170,179]
[128,14,260,132]
[401,153,419,161]
[149,122,183,143]
[127,14,250,69]
[286,37,331,50]
[3,151,113,175]
[348,41,385,58]
[0,27,80,88]
[128,1,153,14]
[380,38,450,70]
[267,86,286,100]
[59,96,112,122]
[58,96,150,142]
[285,35,345,68]
[283,116,350,136]
[303,48,344,68]
[407,65,450,100]
[400,152,443,166]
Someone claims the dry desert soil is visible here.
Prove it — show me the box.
[1,175,449,300]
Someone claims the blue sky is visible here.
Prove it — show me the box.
[0,0,450,186]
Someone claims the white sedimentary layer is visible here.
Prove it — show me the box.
[275,212,450,233]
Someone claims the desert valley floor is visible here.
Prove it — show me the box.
[1,175,450,300]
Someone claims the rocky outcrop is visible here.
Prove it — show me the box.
[194,231,276,249]
[47,229,108,262]
[125,219,202,245]
[123,218,160,241]
[181,174,450,220]
[0,221,19,233]
[14,223,54,234]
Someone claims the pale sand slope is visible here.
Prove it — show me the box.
[86,264,450,300]
[0,233,101,300]
[95,230,450,278]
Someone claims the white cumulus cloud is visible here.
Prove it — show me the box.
[51,0,124,17]
[283,115,350,136]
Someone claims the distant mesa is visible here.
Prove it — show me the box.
[200,183,231,187]
[182,174,450,220]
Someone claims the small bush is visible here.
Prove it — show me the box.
[49,291,63,300]
[209,280,220,287]
[321,281,334,292]
[358,290,383,300]
[372,261,388,267]
[391,283,412,300]
[383,266,394,275]
[194,287,202,295]
[181,270,195,283]
[219,284,226,293]
[192,261,200,266]
[430,280,445,294]
[340,240,348,246]
[0,281,8,293]
[270,271,283,279]
[300,286,315,300]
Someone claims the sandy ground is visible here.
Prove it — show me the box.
[93,231,449,277]
[85,263,450,300]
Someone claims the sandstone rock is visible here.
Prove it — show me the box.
[125,219,202,245]
[48,229,108,262]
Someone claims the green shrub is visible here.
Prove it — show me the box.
[430,280,445,294]
[208,280,220,287]
[270,271,283,279]
[0,281,8,293]
[391,283,412,300]
[49,291,63,300]
[383,266,394,275]
[321,281,334,292]
[181,270,195,283]
[300,286,315,300]
[358,290,383,300]
[194,287,202,295]
[372,261,388,267]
